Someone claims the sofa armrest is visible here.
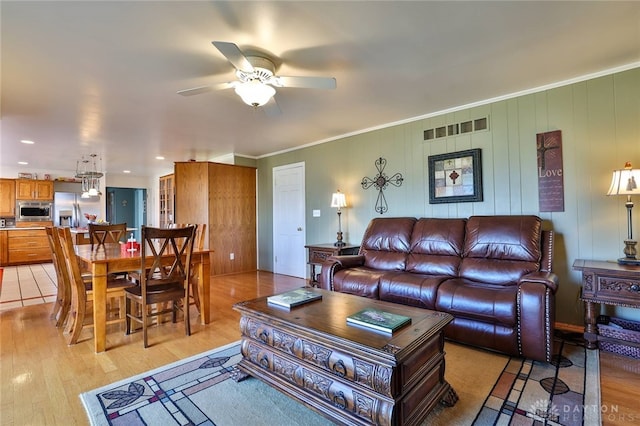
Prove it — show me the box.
[318,255,365,291]
[518,270,559,362]
[329,255,365,269]
[518,281,556,362]
[519,271,559,293]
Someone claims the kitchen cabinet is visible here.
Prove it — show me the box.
[0,179,16,216]
[159,173,174,228]
[0,231,7,265]
[6,226,52,265]
[15,179,54,200]
[174,162,256,276]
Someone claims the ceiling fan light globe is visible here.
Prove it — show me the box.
[235,80,276,107]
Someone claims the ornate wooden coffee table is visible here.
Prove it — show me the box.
[233,288,457,425]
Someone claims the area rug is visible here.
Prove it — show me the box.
[81,332,599,426]
[472,330,601,426]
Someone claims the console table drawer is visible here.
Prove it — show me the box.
[593,275,640,300]
[580,268,640,304]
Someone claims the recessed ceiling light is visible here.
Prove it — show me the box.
[18,161,28,165]
[20,140,35,144]
[123,170,131,174]
[156,156,165,160]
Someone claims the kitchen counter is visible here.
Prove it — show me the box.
[2,226,47,230]
[70,227,137,234]
[70,227,137,245]
[0,226,52,265]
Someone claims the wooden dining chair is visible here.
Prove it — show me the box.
[167,223,206,312]
[88,223,127,247]
[56,226,134,345]
[160,223,205,313]
[89,222,133,282]
[124,225,196,348]
[46,226,72,327]
[194,223,207,251]
[46,226,95,328]
[188,223,206,312]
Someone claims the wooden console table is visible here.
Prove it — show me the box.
[573,259,640,350]
[305,243,359,286]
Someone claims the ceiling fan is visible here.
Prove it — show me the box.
[177,41,337,114]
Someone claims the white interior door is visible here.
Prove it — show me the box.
[273,162,306,278]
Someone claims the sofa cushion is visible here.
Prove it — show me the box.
[406,218,466,276]
[444,317,519,356]
[361,217,416,271]
[333,267,383,299]
[379,272,450,309]
[460,215,542,285]
[435,278,518,327]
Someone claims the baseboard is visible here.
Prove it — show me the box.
[555,321,583,334]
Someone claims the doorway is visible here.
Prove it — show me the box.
[106,187,147,241]
[272,162,306,278]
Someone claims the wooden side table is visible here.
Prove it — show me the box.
[305,243,360,286]
[573,259,640,349]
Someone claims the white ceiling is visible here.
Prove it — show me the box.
[2,1,639,178]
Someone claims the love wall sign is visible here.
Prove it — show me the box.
[536,130,564,212]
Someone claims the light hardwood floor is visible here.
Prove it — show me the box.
[0,270,638,425]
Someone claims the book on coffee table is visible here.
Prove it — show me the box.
[347,308,412,333]
[267,288,323,308]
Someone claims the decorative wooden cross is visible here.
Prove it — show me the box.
[536,132,560,170]
[361,157,404,214]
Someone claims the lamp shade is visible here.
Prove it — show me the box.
[331,191,347,208]
[607,163,640,196]
[234,80,276,107]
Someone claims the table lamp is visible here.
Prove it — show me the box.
[607,162,640,264]
[331,190,347,247]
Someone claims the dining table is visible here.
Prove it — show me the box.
[74,242,211,353]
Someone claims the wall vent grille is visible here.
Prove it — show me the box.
[424,116,489,140]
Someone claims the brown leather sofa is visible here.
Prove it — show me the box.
[319,215,558,362]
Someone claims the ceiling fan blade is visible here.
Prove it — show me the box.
[177,82,235,96]
[212,41,254,73]
[263,97,281,117]
[275,76,336,90]
[177,85,214,96]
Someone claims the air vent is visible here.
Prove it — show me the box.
[424,116,489,140]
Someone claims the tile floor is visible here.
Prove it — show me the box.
[0,264,58,311]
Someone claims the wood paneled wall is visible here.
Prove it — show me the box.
[175,162,257,275]
[257,67,640,327]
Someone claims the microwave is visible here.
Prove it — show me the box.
[17,201,53,222]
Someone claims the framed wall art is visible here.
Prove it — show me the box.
[536,130,564,212]
[428,148,483,204]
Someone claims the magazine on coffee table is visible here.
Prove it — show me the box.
[347,308,412,333]
[267,288,323,308]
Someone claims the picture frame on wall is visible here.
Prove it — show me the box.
[428,148,483,204]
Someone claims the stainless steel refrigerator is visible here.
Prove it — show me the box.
[53,182,102,228]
